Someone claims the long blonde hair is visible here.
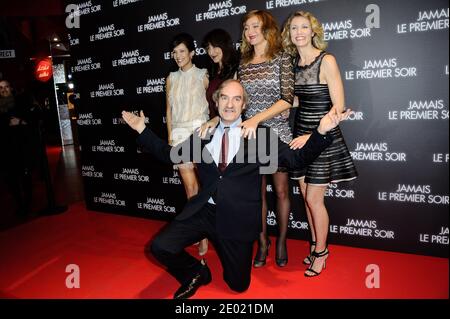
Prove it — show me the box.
[240,10,282,64]
[281,11,327,56]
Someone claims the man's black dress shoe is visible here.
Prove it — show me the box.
[173,261,212,299]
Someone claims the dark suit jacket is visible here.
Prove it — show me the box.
[137,124,332,242]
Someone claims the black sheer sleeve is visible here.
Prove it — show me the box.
[279,51,295,105]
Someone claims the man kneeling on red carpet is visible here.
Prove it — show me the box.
[122,80,351,299]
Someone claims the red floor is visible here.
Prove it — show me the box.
[0,201,447,299]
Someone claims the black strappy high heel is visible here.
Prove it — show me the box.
[304,248,329,277]
[303,241,316,265]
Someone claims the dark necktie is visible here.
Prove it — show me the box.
[218,127,229,172]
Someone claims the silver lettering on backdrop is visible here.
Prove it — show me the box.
[420,227,449,245]
[388,100,448,121]
[195,0,247,22]
[378,184,449,205]
[397,7,449,33]
[82,165,104,178]
[351,142,406,162]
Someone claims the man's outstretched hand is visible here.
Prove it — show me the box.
[122,110,146,134]
[317,109,352,135]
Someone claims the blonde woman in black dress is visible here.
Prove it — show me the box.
[282,11,358,277]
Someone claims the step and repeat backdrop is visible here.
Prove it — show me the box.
[66,0,448,257]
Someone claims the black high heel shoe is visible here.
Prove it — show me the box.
[253,238,271,268]
[303,241,316,265]
[275,239,288,267]
[304,248,329,277]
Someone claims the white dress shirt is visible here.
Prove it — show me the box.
[206,117,242,204]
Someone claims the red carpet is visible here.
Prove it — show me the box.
[0,201,447,299]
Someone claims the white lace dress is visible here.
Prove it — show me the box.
[168,65,209,147]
